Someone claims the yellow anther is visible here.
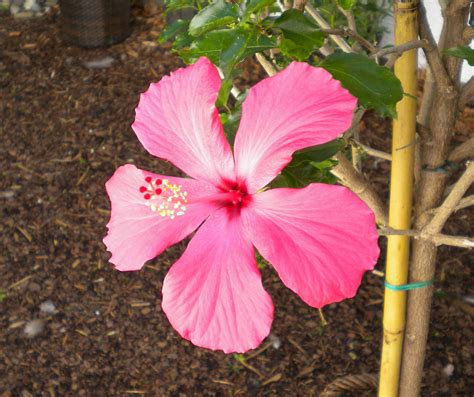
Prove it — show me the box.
[142,177,188,220]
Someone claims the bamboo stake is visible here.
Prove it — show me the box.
[378,1,418,396]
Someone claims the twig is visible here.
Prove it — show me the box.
[344,108,366,140]
[378,228,474,249]
[424,162,474,234]
[351,135,362,171]
[418,2,453,90]
[338,6,357,32]
[255,53,278,76]
[459,77,474,109]
[429,195,474,214]
[283,0,292,10]
[455,195,474,211]
[463,26,474,42]
[448,136,474,163]
[343,107,366,171]
[350,139,392,161]
[424,234,474,248]
[349,109,364,171]
[371,39,427,64]
[293,0,307,11]
[305,4,352,53]
[332,153,389,226]
[320,28,377,53]
[236,359,265,379]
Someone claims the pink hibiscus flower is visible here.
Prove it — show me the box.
[103,57,380,353]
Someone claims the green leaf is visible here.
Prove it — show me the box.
[159,19,189,43]
[0,289,6,303]
[217,79,234,108]
[271,140,344,188]
[278,37,310,61]
[244,30,277,57]
[273,9,324,60]
[291,139,346,165]
[172,29,194,51]
[233,354,246,363]
[220,107,241,144]
[444,46,474,66]
[220,89,246,144]
[337,0,355,10]
[179,29,233,63]
[188,0,239,37]
[179,28,276,65]
[164,0,195,14]
[220,30,249,77]
[243,0,275,20]
[320,52,403,117]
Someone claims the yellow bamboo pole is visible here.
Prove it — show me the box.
[378,1,418,396]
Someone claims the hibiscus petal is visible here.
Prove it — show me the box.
[103,164,219,271]
[242,184,379,308]
[132,57,235,184]
[162,208,273,353]
[234,62,357,192]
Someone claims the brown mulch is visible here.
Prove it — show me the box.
[0,8,472,397]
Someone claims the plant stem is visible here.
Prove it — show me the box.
[350,139,392,161]
[320,28,378,53]
[423,162,474,234]
[371,40,427,59]
[331,153,389,226]
[255,53,278,76]
[399,0,470,394]
[305,4,353,53]
[458,77,474,108]
[378,228,474,248]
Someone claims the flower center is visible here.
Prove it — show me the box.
[226,189,248,207]
[139,176,188,220]
[219,180,251,211]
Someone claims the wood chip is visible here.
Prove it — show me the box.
[262,373,282,386]
[9,321,26,329]
[211,379,234,386]
[54,219,70,228]
[76,168,89,186]
[8,275,33,289]
[16,226,32,242]
[75,329,89,337]
[287,336,307,356]
[297,366,316,378]
[130,302,151,307]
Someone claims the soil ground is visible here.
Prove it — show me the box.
[0,7,472,397]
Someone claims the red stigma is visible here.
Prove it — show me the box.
[155,188,162,195]
[144,193,151,200]
[156,179,162,185]
[145,176,152,183]
[139,186,147,193]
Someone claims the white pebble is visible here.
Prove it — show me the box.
[24,319,45,338]
[443,363,454,377]
[39,300,56,314]
[269,333,282,349]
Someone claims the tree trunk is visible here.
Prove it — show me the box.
[399,0,469,395]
